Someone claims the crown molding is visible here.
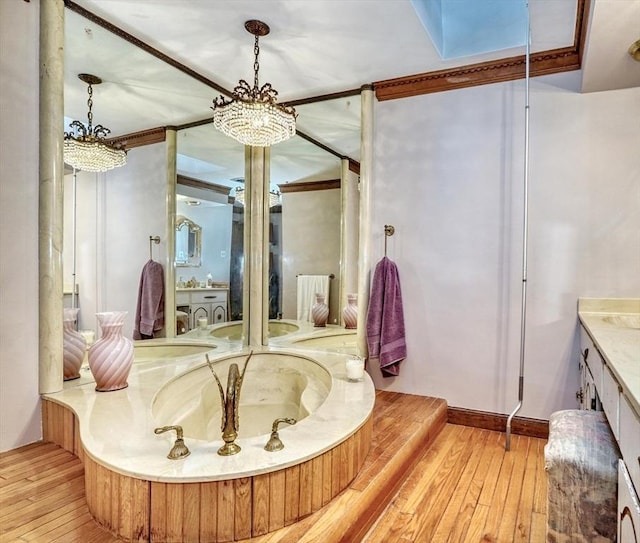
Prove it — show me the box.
[374,0,589,101]
[278,179,341,194]
[107,126,166,149]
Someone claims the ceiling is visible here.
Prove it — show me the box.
[64,0,640,190]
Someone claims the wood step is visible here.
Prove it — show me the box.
[240,391,448,543]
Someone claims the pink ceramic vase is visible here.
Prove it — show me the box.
[343,294,358,329]
[88,311,134,392]
[63,308,86,381]
[311,293,329,327]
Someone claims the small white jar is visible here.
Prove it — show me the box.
[346,356,365,381]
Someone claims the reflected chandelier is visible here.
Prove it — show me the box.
[234,187,281,208]
[64,74,127,172]
[212,20,296,147]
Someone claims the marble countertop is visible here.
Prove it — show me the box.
[47,339,375,483]
[578,298,640,414]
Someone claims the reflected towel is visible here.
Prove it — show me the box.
[366,257,406,377]
[133,259,165,340]
[297,275,330,322]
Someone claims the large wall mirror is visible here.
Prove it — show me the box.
[61,4,361,347]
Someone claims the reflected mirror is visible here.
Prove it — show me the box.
[175,216,202,267]
[62,4,361,347]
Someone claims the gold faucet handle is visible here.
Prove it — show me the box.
[155,425,184,439]
[154,425,190,460]
[271,418,297,433]
[265,418,297,452]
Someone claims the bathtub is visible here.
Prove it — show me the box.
[152,352,332,440]
[44,347,375,542]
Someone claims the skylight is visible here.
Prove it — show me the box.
[411,0,528,60]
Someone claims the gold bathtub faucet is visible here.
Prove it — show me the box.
[206,351,253,456]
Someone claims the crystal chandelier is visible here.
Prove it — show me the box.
[212,20,296,147]
[64,74,127,172]
[234,187,281,207]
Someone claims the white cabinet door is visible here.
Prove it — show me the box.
[191,304,211,329]
[211,303,227,324]
[602,363,621,440]
[620,394,640,498]
[618,460,640,543]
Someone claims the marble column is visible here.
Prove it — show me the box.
[164,128,177,338]
[357,85,374,358]
[340,157,360,327]
[243,146,270,347]
[39,0,65,394]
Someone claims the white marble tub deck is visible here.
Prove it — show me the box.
[45,342,375,483]
[578,298,640,414]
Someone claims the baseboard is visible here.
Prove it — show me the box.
[448,406,549,439]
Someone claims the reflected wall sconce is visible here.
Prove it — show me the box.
[211,20,297,147]
[64,73,127,172]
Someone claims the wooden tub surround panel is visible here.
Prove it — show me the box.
[84,455,150,541]
[41,398,75,454]
[41,398,378,542]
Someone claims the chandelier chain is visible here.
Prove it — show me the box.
[253,35,260,92]
[86,84,94,132]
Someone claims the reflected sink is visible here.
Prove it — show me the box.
[269,321,300,337]
[602,315,640,329]
[133,343,216,361]
[210,321,299,341]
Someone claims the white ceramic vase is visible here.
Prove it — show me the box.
[88,311,134,392]
[63,308,86,381]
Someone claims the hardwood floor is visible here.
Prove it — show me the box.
[0,392,547,543]
[362,425,547,543]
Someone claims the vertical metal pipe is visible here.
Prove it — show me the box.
[506,1,531,451]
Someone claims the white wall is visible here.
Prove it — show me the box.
[0,1,41,452]
[369,72,640,420]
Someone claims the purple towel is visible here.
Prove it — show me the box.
[366,256,407,377]
[133,259,165,340]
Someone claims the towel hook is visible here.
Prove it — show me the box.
[149,235,160,259]
[384,225,395,257]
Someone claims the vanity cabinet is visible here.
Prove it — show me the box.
[579,323,640,542]
[176,288,228,330]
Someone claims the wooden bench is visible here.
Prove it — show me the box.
[544,409,620,542]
